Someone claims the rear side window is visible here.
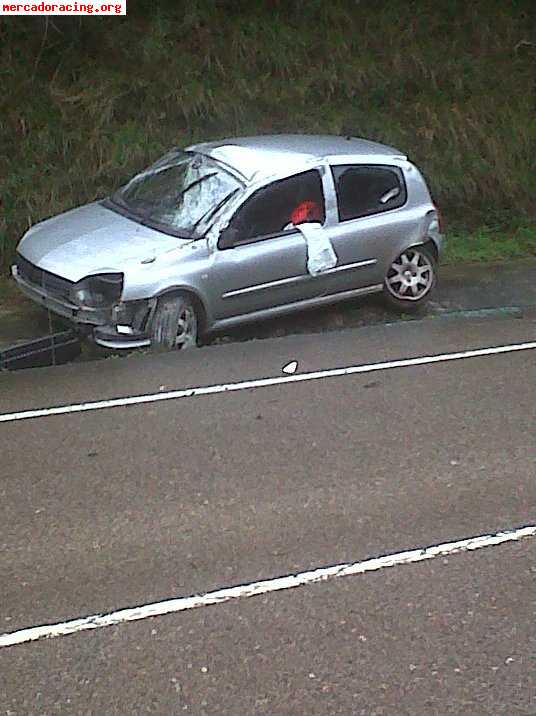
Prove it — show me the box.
[227,170,325,243]
[332,165,406,222]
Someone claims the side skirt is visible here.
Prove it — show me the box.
[209,284,384,333]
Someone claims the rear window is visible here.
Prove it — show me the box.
[331,165,406,222]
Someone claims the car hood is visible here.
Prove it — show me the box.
[17,202,191,282]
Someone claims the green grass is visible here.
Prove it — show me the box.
[1,0,536,272]
[443,225,536,264]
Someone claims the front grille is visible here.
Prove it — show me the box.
[16,254,73,302]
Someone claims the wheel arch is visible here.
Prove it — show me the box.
[407,238,439,262]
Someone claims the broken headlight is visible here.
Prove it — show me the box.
[70,273,124,309]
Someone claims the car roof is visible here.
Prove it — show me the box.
[186,134,407,183]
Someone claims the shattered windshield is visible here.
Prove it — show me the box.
[110,150,242,237]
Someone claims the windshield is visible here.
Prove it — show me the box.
[110,150,242,237]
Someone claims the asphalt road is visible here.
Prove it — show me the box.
[1,315,535,715]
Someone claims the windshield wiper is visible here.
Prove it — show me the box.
[115,171,218,217]
[178,172,217,199]
[191,188,240,236]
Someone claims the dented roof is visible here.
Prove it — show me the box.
[186,134,406,183]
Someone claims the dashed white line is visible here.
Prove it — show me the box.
[0,341,535,425]
[1,524,534,649]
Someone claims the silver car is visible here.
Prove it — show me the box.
[12,134,443,350]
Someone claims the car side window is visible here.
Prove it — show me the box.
[331,165,406,222]
[223,170,325,247]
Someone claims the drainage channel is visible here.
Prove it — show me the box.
[0,296,528,372]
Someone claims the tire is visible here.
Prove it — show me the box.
[149,293,198,352]
[383,244,438,313]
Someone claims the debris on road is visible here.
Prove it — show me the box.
[283,360,299,374]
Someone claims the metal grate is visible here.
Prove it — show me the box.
[16,254,73,301]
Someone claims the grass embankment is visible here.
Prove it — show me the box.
[444,225,536,264]
[1,0,535,272]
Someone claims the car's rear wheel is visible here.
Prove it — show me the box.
[383,244,437,312]
[149,293,198,351]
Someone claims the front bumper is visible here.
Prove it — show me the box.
[12,265,152,350]
[12,265,110,326]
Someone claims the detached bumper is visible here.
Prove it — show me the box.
[0,331,81,371]
[93,325,151,350]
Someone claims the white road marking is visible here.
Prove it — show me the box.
[1,524,534,649]
[282,360,298,374]
[1,340,535,425]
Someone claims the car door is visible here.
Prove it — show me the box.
[322,164,413,293]
[208,169,330,320]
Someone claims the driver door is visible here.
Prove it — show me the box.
[208,169,329,320]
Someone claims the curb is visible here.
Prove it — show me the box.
[384,304,536,328]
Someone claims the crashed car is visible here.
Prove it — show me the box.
[12,134,443,350]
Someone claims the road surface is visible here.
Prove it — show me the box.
[1,314,535,714]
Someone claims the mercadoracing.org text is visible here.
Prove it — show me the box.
[1,1,126,14]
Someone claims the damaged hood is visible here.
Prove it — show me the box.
[17,202,190,282]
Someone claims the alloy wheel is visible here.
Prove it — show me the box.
[386,248,435,301]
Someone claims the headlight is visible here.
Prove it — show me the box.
[70,273,124,308]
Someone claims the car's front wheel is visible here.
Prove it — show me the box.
[149,293,198,351]
[383,244,437,312]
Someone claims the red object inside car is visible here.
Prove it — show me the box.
[290,200,322,226]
